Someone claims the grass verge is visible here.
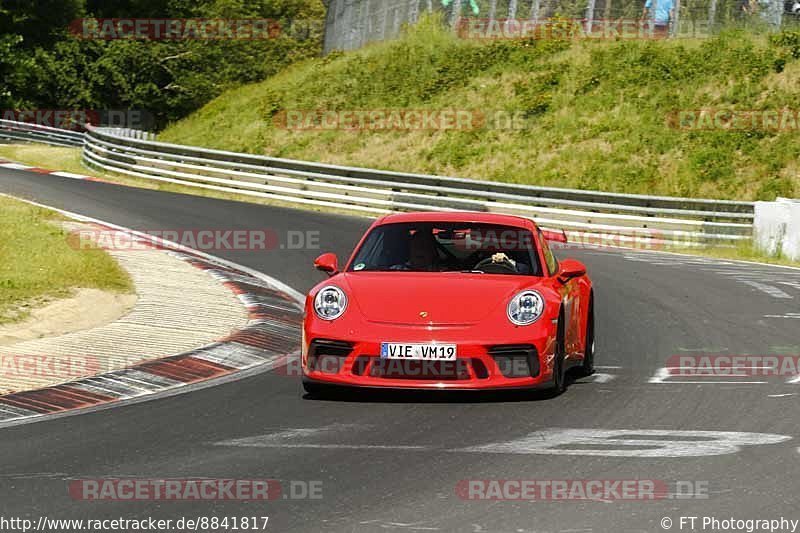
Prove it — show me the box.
[0,194,133,324]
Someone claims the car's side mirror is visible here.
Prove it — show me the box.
[314,253,339,276]
[557,259,586,283]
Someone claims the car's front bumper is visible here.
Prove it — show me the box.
[301,322,559,390]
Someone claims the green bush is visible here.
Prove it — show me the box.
[1,0,324,127]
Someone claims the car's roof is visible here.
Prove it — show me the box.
[376,211,536,229]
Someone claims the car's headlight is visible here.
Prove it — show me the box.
[507,290,545,326]
[314,285,347,320]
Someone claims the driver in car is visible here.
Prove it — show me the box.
[390,231,529,273]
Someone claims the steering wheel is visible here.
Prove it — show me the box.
[473,255,518,274]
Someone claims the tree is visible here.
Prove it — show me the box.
[0,0,85,48]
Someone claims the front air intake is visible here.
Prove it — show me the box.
[488,344,539,378]
[307,339,354,374]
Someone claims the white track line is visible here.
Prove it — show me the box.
[648,367,768,384]
[741,281,793,299]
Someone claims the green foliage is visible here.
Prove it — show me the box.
[0,34,34,107]
[0,0,85,48]
[1,0,324,127]
[513,67,561,117]
[689,141,735,183]
[755,176,795,200]
[771,30,800,58]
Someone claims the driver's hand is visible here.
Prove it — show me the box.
[491,252,516,266]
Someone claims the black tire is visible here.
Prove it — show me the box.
[578,296,595,377]
[548,313,567,396]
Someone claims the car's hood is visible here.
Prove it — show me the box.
[339,272,535,325]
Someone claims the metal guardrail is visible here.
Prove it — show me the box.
[0,119,84,147]
[0,119,755,247]
[81,126,753,247]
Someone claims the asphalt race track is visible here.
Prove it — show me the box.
[2,167,800,533]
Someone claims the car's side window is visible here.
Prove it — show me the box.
[538,229,558,276]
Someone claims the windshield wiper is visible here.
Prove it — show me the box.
[461,270,485,274]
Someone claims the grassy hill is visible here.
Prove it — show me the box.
[160,17,800,201]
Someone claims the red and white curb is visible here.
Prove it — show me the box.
[0,196,304,428]
[0,160,109,182]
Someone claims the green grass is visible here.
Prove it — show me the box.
[0,195,133,324]
[160,16,800,202]
[0,144,96,176]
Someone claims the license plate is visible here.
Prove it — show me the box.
[380,343,457,361]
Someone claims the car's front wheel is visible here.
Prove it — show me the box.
[578,296,595,377]
[548,314,567,396]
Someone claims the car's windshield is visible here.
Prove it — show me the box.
[348,222,542,275]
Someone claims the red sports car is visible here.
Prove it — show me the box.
[301,212,594,394]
